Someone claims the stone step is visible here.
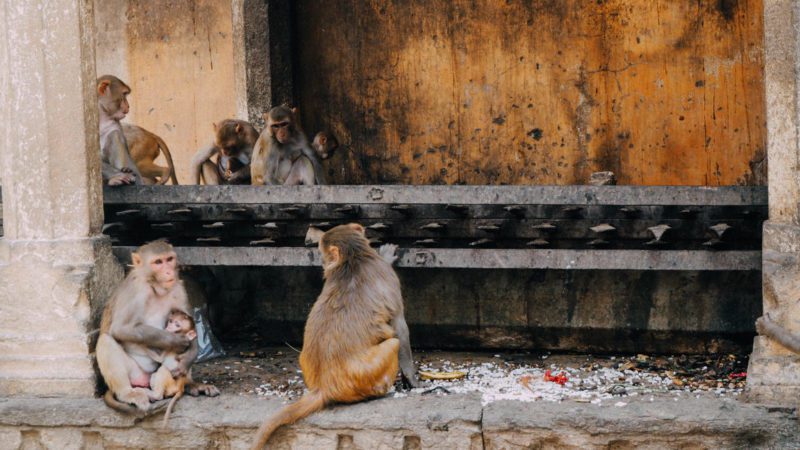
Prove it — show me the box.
[0,394,796,449]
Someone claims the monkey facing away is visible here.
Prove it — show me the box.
[189,119,259,185]
[97,75,143,186]
[123,124,178,185]
[96,240,218,415]
[251,224,418,449]
[251,106,326,186]
[147,309,198,426]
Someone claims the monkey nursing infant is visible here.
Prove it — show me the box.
[97,240,218,416]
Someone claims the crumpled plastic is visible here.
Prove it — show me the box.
[192,307,225,362]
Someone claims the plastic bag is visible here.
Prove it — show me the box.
[192,306,225,362]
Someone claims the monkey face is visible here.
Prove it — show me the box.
[150,251,178,289]
[271,121,292,144]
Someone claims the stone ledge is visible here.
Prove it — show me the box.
[0,394,796,449]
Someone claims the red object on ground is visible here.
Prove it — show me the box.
[728,372,747,379]
[544,369,568,385]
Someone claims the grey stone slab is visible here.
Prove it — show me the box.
[113,246,761,270]
[103,185,767,206]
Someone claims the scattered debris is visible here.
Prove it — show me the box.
[419,370,467,381]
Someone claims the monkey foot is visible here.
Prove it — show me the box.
[187,383,220,397]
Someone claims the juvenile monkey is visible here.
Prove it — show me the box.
[97,75,142,186]
[189,119,259,185]
[756,313,800,353]
[311,131,339,160]
[123,124,178,185]
[251,224,418,449]
[96,240,218,415]
[251,106,326,186]
[148,309,198,426]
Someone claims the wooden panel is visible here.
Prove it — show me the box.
[124,0,238,184]
[295,0,765,186]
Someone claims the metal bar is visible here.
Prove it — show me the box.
[112,246,760,270]
[103,185,767,206]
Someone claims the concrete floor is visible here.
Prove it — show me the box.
[0,393,796,449]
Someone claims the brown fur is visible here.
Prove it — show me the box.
[97,241,217,415]
[251,106,326,186]
[250,224,416,449]
[123,124,178,185]
[190,119,259,185]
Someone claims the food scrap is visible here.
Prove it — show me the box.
[544,369,568,385]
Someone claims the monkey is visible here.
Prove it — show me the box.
[251,106,326,186]
[251,224,418,449]
[95,240,218,415]
[147,309,198,427]
[189,119,259,185]
[311,131,339,160]
[97,75,143,186]
[756,313,800,353]
[123,124,179,185]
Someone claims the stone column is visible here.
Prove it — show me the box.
[746,0,800,405]
[0,0,122,396]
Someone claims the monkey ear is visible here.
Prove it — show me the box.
[328,245,341,265]
[349,223,366,235]
[97,80,111,96]
[261,112,270,123]
[318,135,327,145]
[186,330,197,340]
[131,252,142,267]
[291,107,299,116]
[235,123,242,133]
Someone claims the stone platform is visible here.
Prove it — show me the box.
[0,394,796,449]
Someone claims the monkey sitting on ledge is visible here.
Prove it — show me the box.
[251,224,419,449]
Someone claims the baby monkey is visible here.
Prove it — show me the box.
[148,309,197,426]
[311,131,339,160]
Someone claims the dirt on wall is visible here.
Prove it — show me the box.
[295,0,766,186]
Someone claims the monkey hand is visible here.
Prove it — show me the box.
[169,363,187,379]
[378,244,399,266]
[167,333,192,353]
[108,172,135,186]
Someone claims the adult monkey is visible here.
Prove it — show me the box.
[96,240,218,414]
[251,224,418,449]
[123,124,178,185]
[97,75,143,186]
[251,106,326,186]
[189,119,259,185]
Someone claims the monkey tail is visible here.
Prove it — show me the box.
[161,391,182,428]
[250,389,326,450]
[103,390,141,415]
[153,134,179,185]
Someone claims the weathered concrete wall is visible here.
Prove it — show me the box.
[746,0,800,406]
[0,395,797,449]
[195,267,761,354]
[0,0,122,396]
[93,0,240,184]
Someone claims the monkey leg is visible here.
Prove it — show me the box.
[200,161,221,185]
[96,334,153,411]
[337,338,400,403]
[136,160,170,185]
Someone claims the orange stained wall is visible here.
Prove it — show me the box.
[295,0,766,185]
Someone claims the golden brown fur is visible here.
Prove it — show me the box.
[189,119,259,185]
[123,124,178,185]
[250,224,416,449]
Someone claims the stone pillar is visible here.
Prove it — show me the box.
[746,0,800,405]
[0,0,122,396]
